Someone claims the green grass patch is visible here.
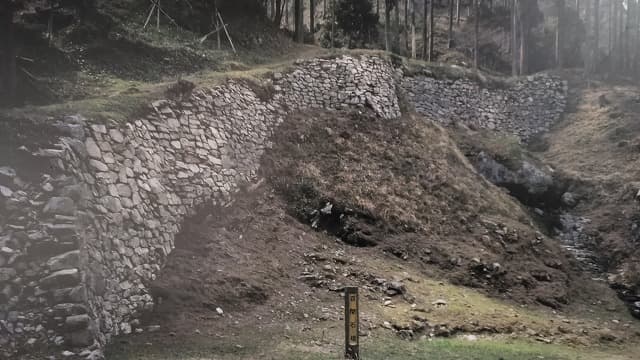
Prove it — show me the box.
[107,335,633,360]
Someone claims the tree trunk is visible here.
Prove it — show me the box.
[395,0,400,52]
[423,0,428,59]
[608,0,612,56]
[405,0,409,53]
[556,0,564,68]
[474,0,479,69]
[512,0,518,76]
[330,0,335,48]
[0,3,17,105]
[429,0,434,60]
[310,0,315,34]
[448,0,455,48]
[214,0,221,49]
[622,3,628,71]
[519,10,527,75]
[412,0,416,58]
[295,0,304,43]
[275,0,284,26]
[456,0,461,24]
[386,1,391,51]
[285,0,289,28]
[612,0,619,72]
[592,0,599,75]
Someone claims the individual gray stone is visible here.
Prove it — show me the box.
[561,192,578,208]
[65,314,90,331]
[109,129,125,143]
[0,185,12,198]
[43,197,76,216]
[91,124,107,134]
[85,138,102,159]
[0,167,16,187]
[89,159,109,172]
[148,178,163,194]
[86,350,105,360]
[116,184,132,198]
[40,268,81,289]
[0,268,17,282]
[46,251,80,272]
[42,183,54,192]
[103,196,122,213]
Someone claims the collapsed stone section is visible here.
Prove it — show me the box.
[0,55,401,359]
[402,73,567,141]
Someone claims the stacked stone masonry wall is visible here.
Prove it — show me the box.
[402,73,567,140]
[0,55,565,359]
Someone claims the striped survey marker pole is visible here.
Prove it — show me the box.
[344,287,360,359]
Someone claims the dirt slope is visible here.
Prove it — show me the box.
[262,110,583,308]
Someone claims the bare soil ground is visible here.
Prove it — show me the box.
[106,109,640,359]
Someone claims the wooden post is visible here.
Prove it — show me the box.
[143,1,156,29]
[217,11,237,54]
[214,0,221,50]
[344,287,359,359]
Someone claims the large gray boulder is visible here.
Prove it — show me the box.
[474,152,553,196]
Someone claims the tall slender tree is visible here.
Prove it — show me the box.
[422,0,428,59]
[385,0,392,51]
[295,0,304,42]
[448,0,455,48]
[429,0,434,60]
[394,0,400,52]
[512,0,518,75]
[310,0,315,34]
[556,0,565,68]
[474,0,479,69]
[412,0,417,58]
[405,0,410,52]
[0,0,19,105]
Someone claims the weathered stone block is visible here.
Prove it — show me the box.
[43,197,76,216]
[40,269,81,290]
[46,251,80,272]
[65,314,90,331]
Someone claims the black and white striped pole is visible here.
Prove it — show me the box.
[344,287,360,359]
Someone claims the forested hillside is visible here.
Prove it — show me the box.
[2,0,640,108]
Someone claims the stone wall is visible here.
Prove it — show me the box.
[0,55,567,359]
[0,55,400,359]
[273,56,402,119]
[402,73,567,140]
